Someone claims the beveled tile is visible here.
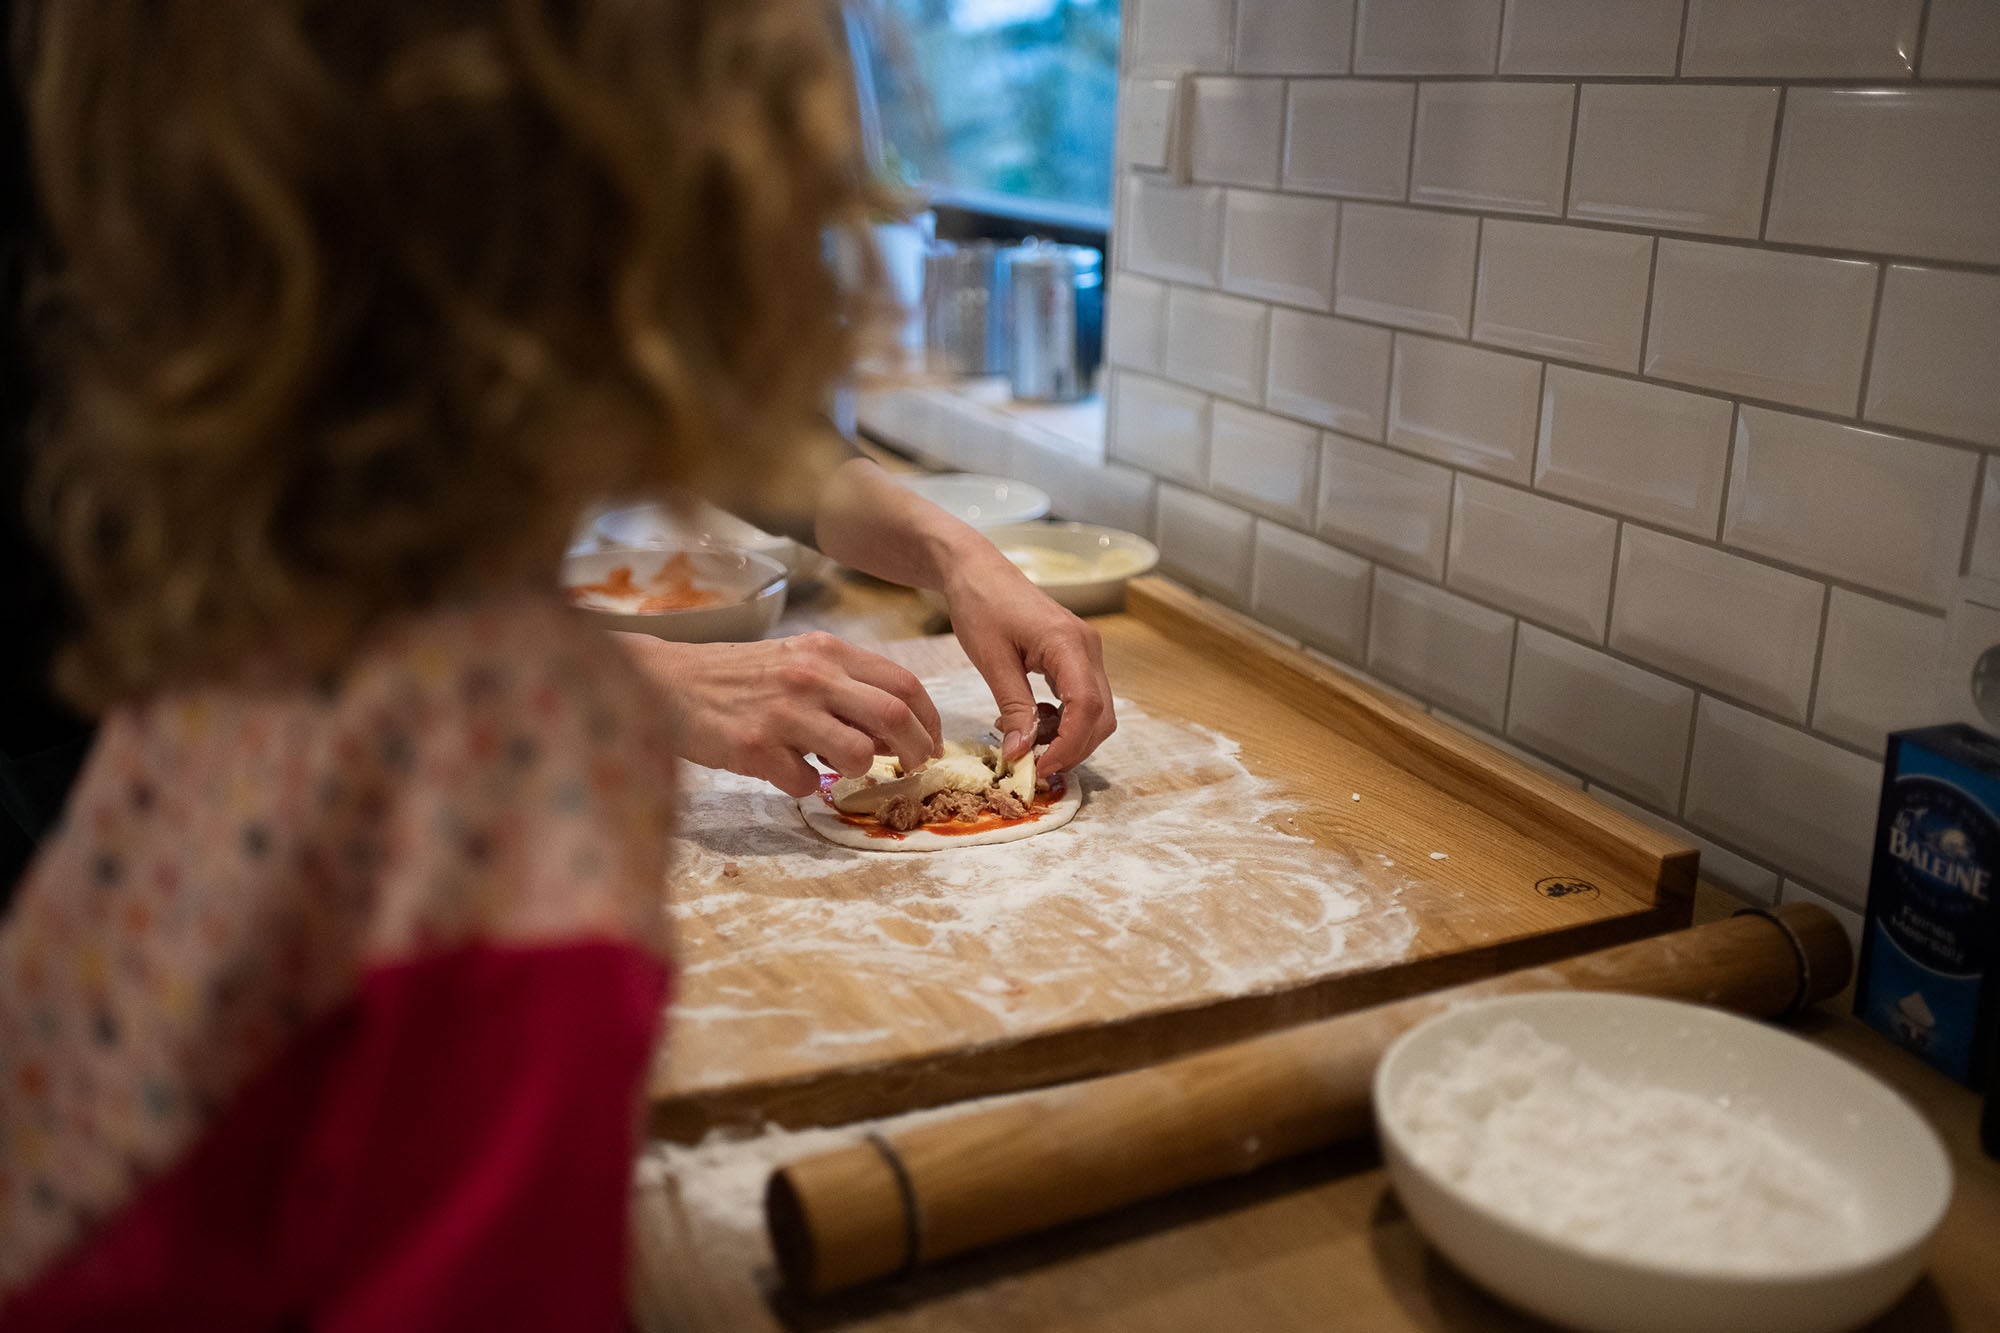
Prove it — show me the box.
[1108,372,1211,485]
[1508,624,1695,810]
[1499,0,1685,74]
[1188,78,1286,189]
[1448,477,1618,641]
[1387,335,1542,483]
[1367,569,1516,728]
[1534,367,1734,537]
[1283,81,1416,200]
[1473,221,1651,370]
[1411,81,1575,216]
[1236,0,1357,74]
[1154,483,1257,604]
[1922,0,2000,78]
[1131,0,1237,72]
[1681,0,1921,77]
[1163,287,1271,403]
[1354,0,1505,74]
[1724,408,1979,608]
[1251,520,1372,660]
[1611,526,1825,722]
[1645,241,1876,414]
[1123,177,1227,286]
[1865,266,2000,449]
[1316,434,1455,578]
[1335,204,1480,336]
[1568,84,1780,240]
[1813,589,1948,755]
[1265,310,1393,439]
[1208,402,1321,527]
[1221,190,1340,309]
[1107,273,1169,374]
[1769,89,2000,267]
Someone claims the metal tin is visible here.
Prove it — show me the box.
[922,240,1013,376]
[1007,242,1103,403]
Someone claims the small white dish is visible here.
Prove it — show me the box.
[590,500,823,582]
[980,521,1158,616]
[562,545,787,643]
[1374,992,1951,1333]
[892,472,1051,529]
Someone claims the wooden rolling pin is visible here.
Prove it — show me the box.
[767,904,1851,1297]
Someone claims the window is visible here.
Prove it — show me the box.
[849,0,1121,237]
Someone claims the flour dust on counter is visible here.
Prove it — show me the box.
[663,666,1418,1092]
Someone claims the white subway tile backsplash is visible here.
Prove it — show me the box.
[1508,625,1695,809]
[1814,589,1947,754]
[1865,266,2000,449]
[1123,177,1226,285]
[1354,0,1505,74]
[1473,221,1652,371]
[1681,0,1922,78]
[1611,526,1825,721]
[1122,78,1181,171]
[1251,520,1372,659]
[1163,287,1270,403]
[1684,697,1881,907]
[1236,0,1357,75]
[1644,241,1876,414]
[1208,402,1321,526]
[1922,0,2000,79]
[1221,191,1340,309]
[1388,335,1542,483]
[1723,408,1978,609]
[1768,89,2000,267]
[1334,204,1480,336]
[1368,569,1516,728]
[1131,0,1236,73]
[1188,78,1286,189]
[1316,434,1455,578]
[1283,81,1416,200]
[1535,368,1735,537]
[1433,712,1588,787]
[1155,482,1257,604]
[1014,437,1159,536]
[1498,0,1685,75]
[1588,785,1783,905]
[1567,85,1780,240]
[1107,274,1169,374]
[1448,478,1618,640]
[1109,372,1211,485]
[1410,82,1575,217]
[1265,310,1393,439]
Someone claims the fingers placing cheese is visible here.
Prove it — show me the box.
[829,741,1003,816]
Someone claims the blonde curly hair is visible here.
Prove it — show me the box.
[19,0,887,707]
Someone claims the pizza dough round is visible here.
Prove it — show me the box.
[796,778,1082,852]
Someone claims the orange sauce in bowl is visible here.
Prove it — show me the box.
[568,552,725,612]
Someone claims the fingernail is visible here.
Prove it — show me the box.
[1003,729,1027,758]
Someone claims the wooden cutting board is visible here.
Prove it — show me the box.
[653,579,1696,1141]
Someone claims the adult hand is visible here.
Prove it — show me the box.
[614,632,941,798]
[938,545,1116,777]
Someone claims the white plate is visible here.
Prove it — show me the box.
[892,473,1050,529]
[1374,992,1952,1333]
[562,546,787,643]
[589,501,823,582]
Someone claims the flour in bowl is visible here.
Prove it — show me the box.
[1395,1020,1868,1273]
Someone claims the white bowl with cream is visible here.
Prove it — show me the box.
[1374,992,1952,1333]
[953,521,1159,617]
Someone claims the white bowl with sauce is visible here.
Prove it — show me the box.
[952,521,1159,617]
[1374,992,1953,1333]
[588,500,825,583]
[562,545,788,643]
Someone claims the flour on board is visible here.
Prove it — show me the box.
[663,671,1418,1089]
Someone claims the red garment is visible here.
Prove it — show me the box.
[2,940,667,1330]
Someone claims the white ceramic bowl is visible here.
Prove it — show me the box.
[892,472,1051,529]
[589,501,823,582]
[562,545,787,643]
[1374,993,1952,1333]
[980,521,1159,615]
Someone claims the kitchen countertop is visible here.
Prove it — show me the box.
[630,565,2000,1333]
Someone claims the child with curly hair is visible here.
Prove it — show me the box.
[0,0,981,1324]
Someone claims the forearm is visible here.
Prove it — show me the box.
[814,456,1004,592]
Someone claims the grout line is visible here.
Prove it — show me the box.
[1959,454,1987,577]
[1802,583,1834,733]
[1913,0,1935,80]
[1603,521,1626,647]
[1465,215,1486,333]
[1853,263,1890,420]
[1757,86,1788,241]
[1346,0,1361,76]
[1499,619,1521,734]
[1401,87,1422,204]
[1636,237,1663,371]
[1122,269,2000,460]
[1716,403,1741,541]
[1674,0,1693,77]
[1674,690,1704,819]
[1557,83,1580,214]
[1441,470,1459,585]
